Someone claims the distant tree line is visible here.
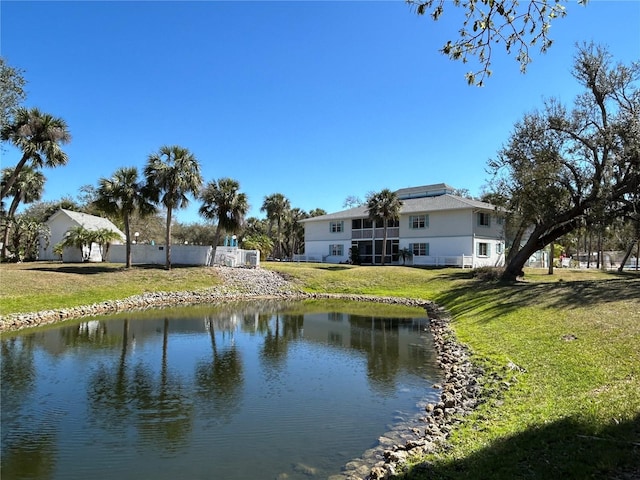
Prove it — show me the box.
[2,41,638,276]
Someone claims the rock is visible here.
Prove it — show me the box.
[292,462,317,476]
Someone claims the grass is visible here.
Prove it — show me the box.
[1,261,639,478]
[0,262,221,315]
[266,263,640,479]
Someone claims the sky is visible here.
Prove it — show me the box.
[1,1,639,224]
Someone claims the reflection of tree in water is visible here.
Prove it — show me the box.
[1,336,58,480]
[349,316,400,394]
[194,316,244,419]
[1,336,36,415]
[88,319,132,423]
[1,427,57,480]
[87,318,193,453]
[259,314,304,371]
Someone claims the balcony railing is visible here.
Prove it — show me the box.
[351,227,399,239]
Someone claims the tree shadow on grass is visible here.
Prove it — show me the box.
[316,265,354,271]
[432,275,640,323]
[398,413,640,480]
[25,263,199,275]
[25,264,124,275]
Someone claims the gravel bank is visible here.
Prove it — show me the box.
[0,266,305,333]
[0,265,490,480]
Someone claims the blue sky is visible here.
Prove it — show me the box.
[1,1,639,224]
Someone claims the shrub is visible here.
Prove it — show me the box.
[472,266,506,281]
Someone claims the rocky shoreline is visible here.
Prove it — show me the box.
[0,266,488,480]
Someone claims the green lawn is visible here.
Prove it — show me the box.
[1,261,638,478]
[0,262,221,315]
[266,263,640,479]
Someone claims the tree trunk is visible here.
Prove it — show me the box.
[1,221,10,261]
[165,207,172,270]
[617,238,637,272]
[0,153,29,199]
[124,214,132,268]
[506,222,527,265]
[276,218,282,260]
[596,229,602,269]
[502,241,536,281]
[1,193,22,260]
[501,222,570,281]
[380,226,388,266]
[548,241,554,275]
[213,223,223,249]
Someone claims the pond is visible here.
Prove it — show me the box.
[1,299,443,480]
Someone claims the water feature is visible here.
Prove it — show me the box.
[1,299,443,479]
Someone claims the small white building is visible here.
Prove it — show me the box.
[39,209,125,262]
[300,184,505,268]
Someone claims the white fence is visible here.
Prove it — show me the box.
[292,254,327,263]
[212,247,260,268]
[411,255,475,268]
[109,244,213,265]
[292,253,477,268]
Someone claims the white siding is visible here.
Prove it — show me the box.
[303,240,350,263]
[39,215,73,260]
[401,236,470,258]
[304,219,351,242]
[472,212,504,239]
[302,219,351,263]
[302,197,505,267]
[473,239,505,267]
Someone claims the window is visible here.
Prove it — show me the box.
[497,216,504,225]
[496,243,503,254]
[330,221,343,233]
[329,244,343,256]
[410,243,429,256]
[477,242,490,256]
[409,215,429,229]
[352,219,362,230]
[477,212,490,227]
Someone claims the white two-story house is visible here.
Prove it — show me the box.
[300,184,505,267]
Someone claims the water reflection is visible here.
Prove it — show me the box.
[1,300,441,480]
[194,316,243,420]
[1,337,57,479]
[87,317,194,454]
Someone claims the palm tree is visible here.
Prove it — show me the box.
[283,207,308,258]
[91,227,124,262]
[1,166,45,260]
[398,247,413,265]
[60,226,93,261]
[198,177,249,248]
[93,167,157,268]
[0,107,71,199]
[144,145,202,269]
[366,188,403,266]
[8,216,45,262]
[260,193,290,260]
[308,208,327,217]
